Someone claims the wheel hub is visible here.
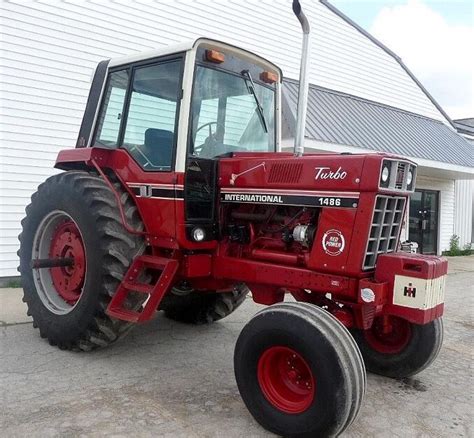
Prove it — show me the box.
[49,221,86,304]
[364,315,412,354]
[257,346,315,414]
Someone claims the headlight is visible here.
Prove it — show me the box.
[192,227,205,242]
[380,161,391,187]
[406,165,415,190]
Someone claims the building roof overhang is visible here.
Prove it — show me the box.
[281,140,473,180]
[282,79,473,173]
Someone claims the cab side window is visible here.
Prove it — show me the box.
[95,69,129,147]
[122,60,182,171]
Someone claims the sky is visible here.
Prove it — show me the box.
[331,0,474,120]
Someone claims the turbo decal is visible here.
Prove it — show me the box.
[322,229,345,256]
[315,166,347,181]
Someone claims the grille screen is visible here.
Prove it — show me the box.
[363,195,406,270]
[395,162,407,190]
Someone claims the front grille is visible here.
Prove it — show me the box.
[363,195,406,270]
[395,162,406,189]
[380,159,416,192]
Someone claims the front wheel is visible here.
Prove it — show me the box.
[234,302,366,437]
[351,316,443,378]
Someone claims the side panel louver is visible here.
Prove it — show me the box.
[268,162,303,184]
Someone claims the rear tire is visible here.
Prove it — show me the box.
[234,302,366,437]
[160,285,248,324]
[19,170,145,351]
[351,316,443,378]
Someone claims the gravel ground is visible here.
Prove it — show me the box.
[0,256,472,437]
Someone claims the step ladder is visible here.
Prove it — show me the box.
[106,255,179,323]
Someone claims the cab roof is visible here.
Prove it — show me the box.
[107,37,282,78]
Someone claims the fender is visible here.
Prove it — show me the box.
[55,146,112,170]
[55,147,149,237]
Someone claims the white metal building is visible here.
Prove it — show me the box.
[0,0,473,278]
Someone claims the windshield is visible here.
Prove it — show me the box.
[190,66,275,159]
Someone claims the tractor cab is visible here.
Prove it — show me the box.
[76,38,281,171]
[64,38,282,247]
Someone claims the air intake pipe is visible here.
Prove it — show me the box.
[292,0,311,157]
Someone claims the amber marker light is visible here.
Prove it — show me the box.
[260,71,278,83]
[205,49,225,63]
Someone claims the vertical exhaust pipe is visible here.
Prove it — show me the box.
[292,0,311,157]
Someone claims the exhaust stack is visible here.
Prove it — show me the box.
[292,0,311,157]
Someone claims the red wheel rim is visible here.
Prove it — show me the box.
[49,220,86,305]
[257,346,315,414]
[364,316,412,354]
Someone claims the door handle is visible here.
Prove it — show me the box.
[422,219,428,230]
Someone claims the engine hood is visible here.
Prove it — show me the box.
[218,152,414,193]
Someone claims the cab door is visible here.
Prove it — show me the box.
[93,56,185,245]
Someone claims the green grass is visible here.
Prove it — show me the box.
[4,279,22,288]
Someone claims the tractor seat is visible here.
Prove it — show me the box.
[143,128,174,168]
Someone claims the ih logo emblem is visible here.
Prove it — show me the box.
[404,283,416,298]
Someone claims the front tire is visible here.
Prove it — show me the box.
[234,302,366,437]
[351,316,443,378]
[19,170,145,351]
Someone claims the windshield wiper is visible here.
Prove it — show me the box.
[241,70,268,133]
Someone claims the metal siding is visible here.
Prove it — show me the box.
[454,180,474,247]
[0,0,459,276]
[284,80,473,168]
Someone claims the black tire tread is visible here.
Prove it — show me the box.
[19,170,145,351]
[235,301,366,437]
[161,285,248,324]
[351,317,444,378]
[262,303,366,432]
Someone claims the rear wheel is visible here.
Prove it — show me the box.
[160,285,248,324]
[19,170,145,351]
[351,316,443,378]
[234,302,366,437]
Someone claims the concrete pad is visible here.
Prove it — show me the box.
[0,267,473,437]
[0,288,31,325]
[446,255,474,274]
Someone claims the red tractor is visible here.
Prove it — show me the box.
[19,2,445,436]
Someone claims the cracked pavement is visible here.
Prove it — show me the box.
[0,256,473,437]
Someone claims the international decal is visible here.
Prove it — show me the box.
[223,193,283,203]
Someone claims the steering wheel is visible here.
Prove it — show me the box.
[193,121,224,157]
[195,121,217,139]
